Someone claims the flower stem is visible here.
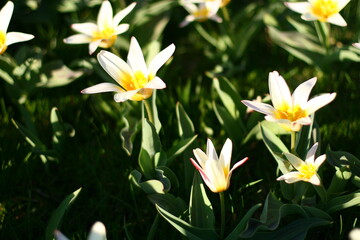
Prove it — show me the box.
[219,191,225,240]
[314,21,330,54]
[291,131,296,154]
[314,183,327,203]
[143,99,154,124]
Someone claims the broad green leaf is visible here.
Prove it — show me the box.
[326,190,360,214]
[167,135,198,165]
[156,166,180,189]
[243,120,288,145]
[147,214,160,240]
[129,170,164,194]
[189,173,215,229]
[327,167,352,198]
[326,148,360,177]
[148,193,187,217]
[51,107,75,154]
[156,205,218,240]
[176,102,195,138]
[155,167,172,192]
[225,204,262,240]
[151,91,162,133]
[45,188,82,240]
[260,123,290,174]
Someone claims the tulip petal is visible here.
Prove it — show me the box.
[301,12,318,21]
[115,24,129,35]
[305,142,318,163]
[219,138,232,170]
[97,1,113,31]
[206,138,218,161]
[314,154,326,169]
[144,77,166,89]
[193,148,208,169]
[0,1,13,33]
[190,158,212,187]
[308,174,321,185]
[87,221,107,240]
[284,2,311,15]
[114,89,140,102]
[241,100,275,116]
[54,230,70,240]
[268,71,292,109]
[284,153,303,169]
[89,39,102,55]
[71,23,98,36]
[148,44,175,76]
[5,32,34,46]
[337,0,351,10]
[97,50,134,85]
[127,37,148,75]
[113,2,136,26]
[179,16,195,28]
[305,93,336,114]
[81,82,123,94]
[228,157,248,177]
[292,77,316,107]
[64,34,92,44]
[277,172,303,183]
[327,13,347,27]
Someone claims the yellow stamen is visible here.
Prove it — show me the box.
[194,8,211,21]
[120,71,153,101]
[274,104,308,122]
[311,0,340,22]
[297,163,316,180]
[93,26,117,48]
[0,31,7,54]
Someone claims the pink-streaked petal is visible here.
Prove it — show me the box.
[114,89,139,102]
[301,12,318,21]
[97,0,113,30]
[353,43,360,49]
[219,138,232,170]
[64,34,92,44]
[264,116,291,125]
[127,37,148,75]
[308,174,321,185]
[193,148,208,169]
[268,71,292,109]
[0,1,13,32]
[204,157,226,192]
[179,16,195,28]
[114,24,129,35]
[241,100,275,116]
[305,93,336,114]
[305,142,319,163]
[229,157,248,176]
[113,2,136,26]
[206,138,218,161]
[277,172,303,183]
[314,154,326,169]
[97,50,134,85]
[81,82,123,94]
[337,0,350,10]
[284,152,304,169]
[210,15,222,23]
[284,2,311,15]
[190,158,212,187]
[71,23,98,36]
[327,13,347,27]
[148,43,175,76]
[87,221,107,240]
[144,77,166,89]
[292,77,316,107]
[89,39,102,55]
[5,32,34,46]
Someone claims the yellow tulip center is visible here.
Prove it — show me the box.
[0,31,7,54]
[194,7,211,21]
[297,163,316,180]
[274,104,308,122]
[311,0,339,22]
[121,71,153,101]
[93,26,117,48]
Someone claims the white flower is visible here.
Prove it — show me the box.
[353,43,360,49]
[276,143,326,185]
[186,0,231,7]
[190,138,248,193]
[242,71,336,131]
[285,0,350,27]
[179,0,222,27]
[81,37,175,102]
[0,1,34,54]
[55,221,106,240]
[64,1,136,55]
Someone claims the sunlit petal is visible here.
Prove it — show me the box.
[0,1,13,33]
[314,154,326,169]
[268,71,292,109]
[305,142,318,161]
[193,148,208,168]
[219,138,232,169]
[144,77,166,89]
[308,174,321,185]
[206,138,218,161]
[327,13,347,26]
[284,2,311,14]
[338,0,351,10]
[87,221,107,240]
[71,23,98,36]
[148,44,175,76]
[89,39,102,55]
[113,2,136,26]
[241,101,275,116]
[97,1,113,30]
[64,34,92,44]
[292,77,316,107]
[6,32,34,46]
[277,172,303,183]
[114,89,140,102]
[115,24,129,35]
[127,37,148,75]
[284,153,303,169]
[305,93,336,114]
[81,82,123,94]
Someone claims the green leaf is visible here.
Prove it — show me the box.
[148,193,188,217]
[295,114,314,159]
[167,135,198,165]
[151,91,162,134]
[326,148,360,178]
[129,170,164,194]
[176,102,195,138]
[156,166,180,189]
[147,214,160,240]
[243,120,288,145]
[225,204,262,240]
[120,114,140,156]
[156,204,218,240]
[45,188,82,240]
[260,123,290,174]
[326,190,360,214]
[189,173,215,229]
[51,107,75,155]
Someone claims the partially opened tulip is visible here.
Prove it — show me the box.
[277,143,326,185]
[190,138,248,193]
[81,37,175,102]
[179,0,222,27]
[285,0,350,27]
[64,1,136,55]
[242,71,336,132]
[0,1,34,54]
